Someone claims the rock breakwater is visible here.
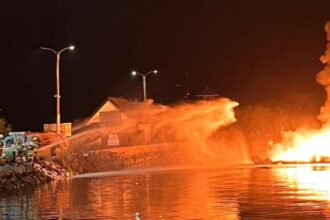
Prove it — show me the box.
[0,161,70,190]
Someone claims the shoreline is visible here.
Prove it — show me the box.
[0,143,175,191]
[0,161,71,191]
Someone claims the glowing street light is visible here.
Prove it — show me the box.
[40,45,75,134]
[131,69,158,101]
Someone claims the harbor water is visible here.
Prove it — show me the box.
[1,165,330,219]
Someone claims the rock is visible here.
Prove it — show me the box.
[10,175,17,182]
[0,161,69,191]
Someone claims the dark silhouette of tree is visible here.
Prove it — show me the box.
[0,109,12,135]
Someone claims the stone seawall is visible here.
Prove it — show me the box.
[0,161,70,190]
[62,143,194,173]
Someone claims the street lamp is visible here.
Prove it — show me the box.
[131,69,158,101]
[40,45,75,134]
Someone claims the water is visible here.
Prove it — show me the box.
[2,165,330,219]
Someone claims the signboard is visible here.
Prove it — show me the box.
[107,134,120,146]
[43,123,72,137]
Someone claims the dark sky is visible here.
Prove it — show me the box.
[0,0,329,131]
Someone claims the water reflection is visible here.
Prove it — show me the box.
[3,166,330,219]
[239,166,330,219]
[274,165,330,202]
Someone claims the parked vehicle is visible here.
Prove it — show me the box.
[0,134,4,160]
[1,132,40,162]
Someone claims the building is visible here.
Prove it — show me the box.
[86,97,133,127]
[85,97,148,147]
[195,87,221,100]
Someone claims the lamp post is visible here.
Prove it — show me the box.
[131,69,158,101]
[40,45,75,134]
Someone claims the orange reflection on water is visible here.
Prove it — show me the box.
[275,166,330,202]
[33,170,241,219]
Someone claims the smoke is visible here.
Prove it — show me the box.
[326,21,330,41]
[316,21,330,123]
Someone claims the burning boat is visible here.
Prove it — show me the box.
[252,154,330,165]
[252,21,330,165]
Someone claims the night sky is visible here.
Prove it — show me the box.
[0,0,329,131]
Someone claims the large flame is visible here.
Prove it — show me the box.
[271,126,330,162]
[270,21,330,162]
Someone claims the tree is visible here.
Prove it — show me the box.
[0,109,12,135]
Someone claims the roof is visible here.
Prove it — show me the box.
[195,87,220,97]
[107,97,129,109]
[86,97,131,125]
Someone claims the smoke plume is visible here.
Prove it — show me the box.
[316,21,330,123]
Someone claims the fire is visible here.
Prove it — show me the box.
[268,21,330,163]
[270,127,330,162]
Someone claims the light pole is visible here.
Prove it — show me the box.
[41,45,75,134]
[131,69,158,101]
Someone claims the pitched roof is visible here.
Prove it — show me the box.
[86,97,130,125]
[107,97,129,109]
[196,87,220,97]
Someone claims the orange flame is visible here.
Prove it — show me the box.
[270,126,330,162]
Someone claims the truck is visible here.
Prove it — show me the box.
[1,132,40,163]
